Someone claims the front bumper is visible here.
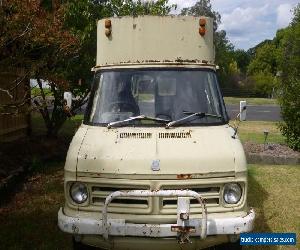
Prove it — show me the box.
[59,189,255,240]
[58,207,255,237]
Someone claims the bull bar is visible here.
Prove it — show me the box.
[58,190,255,243]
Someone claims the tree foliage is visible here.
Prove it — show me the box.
[233,49,251,75]
[247,42,277,76]
[0,0,80,136]
[277,4,300,150]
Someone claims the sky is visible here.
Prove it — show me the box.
[168,0,299,50]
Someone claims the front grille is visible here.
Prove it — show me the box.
[87,182,226,215]
[90,184,151,214]
[160,185,221,214]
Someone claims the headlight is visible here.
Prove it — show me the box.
[223,183,242,204]
[70,182,88,204]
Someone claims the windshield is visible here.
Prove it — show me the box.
[84,68,228,126]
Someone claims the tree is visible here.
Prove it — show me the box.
[246,41,278,96]
[0,0,80,137]
[277,4,300,150]
[247,42,277,76]
[233,49,251,75]
[214,30,235,87]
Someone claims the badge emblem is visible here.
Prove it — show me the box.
[151,160,160,171]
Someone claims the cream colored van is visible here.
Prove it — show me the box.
[58,16,255,250]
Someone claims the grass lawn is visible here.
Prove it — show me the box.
[235,121,285,144]
[0,163,298,249]
[224,97,278,106]
[245,164,300,250]
[31,112,83,139]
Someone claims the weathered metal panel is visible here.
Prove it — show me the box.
[97,16,214,67]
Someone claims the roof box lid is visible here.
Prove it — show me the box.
[96,16,215,67]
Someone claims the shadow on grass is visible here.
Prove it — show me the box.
[0,161,71,249]
[0,209,72,250]
[243,168,273,250]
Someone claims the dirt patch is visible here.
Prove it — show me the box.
[244,142,300,165]
[244,142,300,157]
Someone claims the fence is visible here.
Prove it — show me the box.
[0,69,31,142]
[221,88,268,98]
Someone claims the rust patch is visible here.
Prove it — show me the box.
[177,174,192,179]
[171,225,196,233]
[105,19,112,28]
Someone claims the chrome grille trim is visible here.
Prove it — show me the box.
[160,185,221,214]
[89,184,151,212]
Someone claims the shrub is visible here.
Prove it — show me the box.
[277,5,300,151]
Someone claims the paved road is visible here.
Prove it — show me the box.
[226,104,281,121]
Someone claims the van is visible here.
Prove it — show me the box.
[58,16,255,250]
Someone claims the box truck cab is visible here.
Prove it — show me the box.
[58,16,255,250]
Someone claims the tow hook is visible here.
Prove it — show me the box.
[171,197,195,244]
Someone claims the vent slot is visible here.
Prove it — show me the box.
[190,187,220,194]
[163,198,219,206]
[92,187,147,192]
[159,132,192,139]
[119,132,152,139]
[92,197,148,206]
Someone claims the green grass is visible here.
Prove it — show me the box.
[224,97,278,106]
[234,121,285,144]
[245,164,300,250]
[31,87,52,97]
[31,113,83,138]
[0,164,299,249]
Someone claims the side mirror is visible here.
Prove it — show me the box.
[240,100,247,121]
[64,92,72,108]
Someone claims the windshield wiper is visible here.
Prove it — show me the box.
[107,115,170,128]
[166,111,222,128]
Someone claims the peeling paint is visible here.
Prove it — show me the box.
[177,174,192,179]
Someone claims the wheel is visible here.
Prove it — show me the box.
[207,241,242,250]
[72,237,104,250]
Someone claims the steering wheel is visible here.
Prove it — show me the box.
[155,113,172,120]
[108,101,139,115]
